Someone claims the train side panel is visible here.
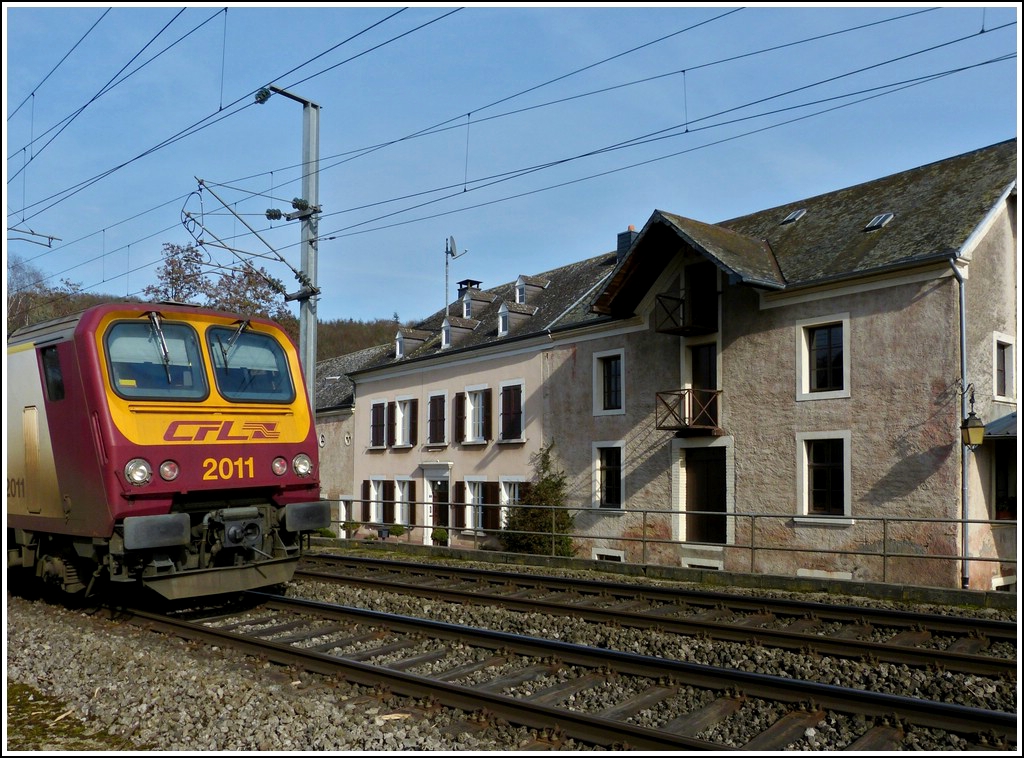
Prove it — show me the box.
[7,342,63,522]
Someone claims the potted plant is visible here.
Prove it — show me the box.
[388,524,406,539]
[342,521,361,539]
[431,527,449,545]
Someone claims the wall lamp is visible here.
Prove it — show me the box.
[960,383,985,450]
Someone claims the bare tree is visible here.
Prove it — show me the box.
[142,243,209,304]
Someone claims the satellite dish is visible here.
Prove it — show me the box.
[447,236,458,258]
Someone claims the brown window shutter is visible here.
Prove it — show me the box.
[383,480,395,523]
[453,480,466,529]
[387,401,396,447]
[483,388,493,440]
[454,392,466,443]
[361,480,371,521]
[409,399,418,445]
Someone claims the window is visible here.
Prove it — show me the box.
[392,398,417,446]
[108,320,208,400]
[40,346,65,401]
[456,387,491,444]
[498,306,509,337]
[500,477,523,507]
[465,479,485,530]
[796,430,852,519]
[207,326,292,403]
[796,314,850,401]
[369,401,387,448]
[427,393,447,445]
[516,283,526,304]
[593,442,624,509]
[463,297,472,319]
[593,348,624,415]
[395,479,415,525]
[441,321,451,350]
[395,333,404,359]
[361,478,385,523]
[499,382,524,441]
[994,334,1015,400]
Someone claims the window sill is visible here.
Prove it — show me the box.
[594,504,624,513]
[423,443,448,450]
[461,440,487,447]
[497,438,525,445]
[367,445,387,451]
[794,516,855,526]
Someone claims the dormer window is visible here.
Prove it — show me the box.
[516,283,526,304]
[441,320,452,350]
[463,296,472,319]
[498,304,510,336]
[864,212,894,231]
[395,333,404,359]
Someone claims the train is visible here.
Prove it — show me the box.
[6,301,330,601]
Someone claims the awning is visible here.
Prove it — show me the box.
[984,411,1017,438]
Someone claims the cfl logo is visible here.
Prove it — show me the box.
[164,420,280,442]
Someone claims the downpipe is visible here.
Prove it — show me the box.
[949,259,970,590]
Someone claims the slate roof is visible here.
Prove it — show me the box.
[593,139,1017,316]
[317,139,1016,408]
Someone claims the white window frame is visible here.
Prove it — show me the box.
[993,332,1016,402]
[795,430,853,523]
[369,399,388,449]
[464,476,486,532]
[592,440,625,510]
[498,304,509,337]
[394,333,404,359]
[462,295,472,319]
[515,280,527,304]
[464,384,489,444]
[499,475,524,530]
[395,396,415,447]
[498,379,525,442]
[368,477,385,523]
[593,548,625,562]
[593,348,625,416]
[394,477,413,526]
[796,313,851,401]
[441,320,452,350]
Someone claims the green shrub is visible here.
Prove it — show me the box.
[502,442,575,557]
[388,524,406,538]
[316,527,336,538]
[431,527,449,544]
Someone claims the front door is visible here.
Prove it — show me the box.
[430,479,450,528]
[685,447,726,543]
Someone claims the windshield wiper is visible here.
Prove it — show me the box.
[217,319,250,368]
[147,311,173,384]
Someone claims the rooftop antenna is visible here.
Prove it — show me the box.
[445,235,467,316]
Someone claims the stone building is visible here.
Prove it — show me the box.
[315,139,1017,591]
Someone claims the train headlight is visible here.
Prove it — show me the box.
[159,460,180,481]
[292,453,313,477]
[271,457,288,476]
[124,458,153,486]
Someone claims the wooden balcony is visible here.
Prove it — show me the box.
[655,388,724,435]
[654,292,718,336]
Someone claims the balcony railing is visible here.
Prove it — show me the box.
[654,292,717,336]
[655,388,723,434]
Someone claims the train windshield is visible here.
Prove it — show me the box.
[207,325,295,403]
[106,321,208,400]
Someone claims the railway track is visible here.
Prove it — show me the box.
[296,553,1017,678]
[130,592,1015,751]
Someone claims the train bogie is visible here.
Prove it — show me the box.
[6,302,330,601]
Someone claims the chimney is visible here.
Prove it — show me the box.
[457,278,481,298]
[617,225,638,262]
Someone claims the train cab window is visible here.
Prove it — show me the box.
[105,321,208,400]
[207,327,294,403]
[41,346,65,401]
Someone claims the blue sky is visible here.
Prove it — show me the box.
[4,3,1020,328]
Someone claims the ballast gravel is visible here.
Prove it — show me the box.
[5,563,1018,752]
